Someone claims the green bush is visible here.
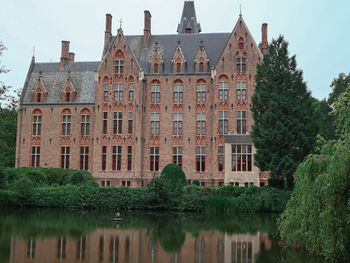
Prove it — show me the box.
[192,179,200,186]
[160,163,186,187]
[70,171,85,185]
[0,167,7,190]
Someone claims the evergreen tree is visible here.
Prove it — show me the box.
[251,36,318,189]
[328,72,350,106]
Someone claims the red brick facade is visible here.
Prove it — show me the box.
[16,2,269,187]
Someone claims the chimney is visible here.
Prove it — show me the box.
[103,14,112,57]
[144,10,151,48]
[60,40,70,69]
[259,23,268,55]
[69,52,75,62]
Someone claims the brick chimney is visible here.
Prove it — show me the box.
[69,52,75,62]
[259,23,268,55]
[144,10,151,48]
[60,41,70,69]
[103,14,112,55]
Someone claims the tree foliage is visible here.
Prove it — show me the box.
[328,72,350,106]
[278,86,350,262]
[251,36,318,188]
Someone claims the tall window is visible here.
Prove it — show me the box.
[127,146,132,171]
[196,146,206,172]
[81,115,90,135]
[128,83,134,101]
[102,146,107,171]
[232,144,252,171]
[104,83,108,102]
[237,111,247,134]
[237,58,246,73]
[199,62,204,72]
[128,112,133,134]
[65,92,70,102]
[114,83,123,102]
[236,82,247,101]
[196,113,206,135]
[61,146,70,169]
[196,83,206,103]
[150,146,159,171]
[151,113,160,135]
[33,115,42,135]
[176,63,181,73]
[62,115,71,135]
[173,147,182,168]
[80,146,89,170]
[31,146,40,167]
[219,111,228,134]
[154,63,159,73]
[115,59,124,74]
[173,113,183,135]
[151,83,160,103]
[37,93,42,102]
[112,146,122,171]
[219,81,229,101]
[174,83,183,103]
[113,112,122,134]
[103,112,108,134]
[218,146,224,171]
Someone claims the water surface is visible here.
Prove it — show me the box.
[0,209,323,263]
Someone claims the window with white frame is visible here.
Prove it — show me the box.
[196,146,206,172]
[102,112,108,134]
[32,115,41,135]
[128,83,134,101]
[151,113,160,135]
[173,146,182,168]
[31,146,40,167]
[80,146,89,170]
[231,144,252,171]
[112,146,122,171]
[81,115,90,135]
[102,146,107,171]
[62,115,71,135]
[150,146,159,171]
[151,84,160,103]
[219,111,228,134]
[173,113,183,135]
[104,83,108,102]
[174,83,183,103]
[196,83,206,103]
[196,112,206,135]
[115,59,124,74]
[114,83,123,102]
[237,110,247,134]
[236,57,246,73]
[61,146,70,169]
[113,112,122,134]
[128,112,133,134]
[236,82,247,101]
[218,146,224,171]
[219,81,228,101]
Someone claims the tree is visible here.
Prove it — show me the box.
[328,72,350,106]
[251,36,318,189]
[278,86,350,261]
[160,163,186,187]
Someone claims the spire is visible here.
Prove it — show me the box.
[177,1,201,34]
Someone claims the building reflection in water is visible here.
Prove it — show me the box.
[10,228,271,263]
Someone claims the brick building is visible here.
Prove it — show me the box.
[16,1,269,187]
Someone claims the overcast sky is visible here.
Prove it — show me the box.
[1,0,349,100]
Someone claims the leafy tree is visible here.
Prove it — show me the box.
[328,72,350,106]
[251,36,318,189]
[0,109,17,167]
[278,86,350,261]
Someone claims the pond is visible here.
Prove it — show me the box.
[0,209,323,263]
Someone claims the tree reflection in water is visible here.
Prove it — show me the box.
[0,209,324,263]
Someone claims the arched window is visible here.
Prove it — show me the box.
[32,109,42,136]
[173,80,183,103]
[196,80,206,103]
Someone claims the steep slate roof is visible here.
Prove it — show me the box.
[177,1,201,34]
[21,61,100,105]
[123,33,231,74]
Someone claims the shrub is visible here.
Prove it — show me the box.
[70,171,85,185]
[27,170,47,187]
[46,168,70,186]
[160,163,186,187]
[0,167,7,189]
[192,179,200,186]
[268,177,285,189]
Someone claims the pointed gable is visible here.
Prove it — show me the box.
[177,0,201,34]
[61,72,76,102]
[172,40,187,73]
[32,73,47,102]
[194,41,209,72]
[149,41,164,73]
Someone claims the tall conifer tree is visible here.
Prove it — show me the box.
[251,36,318,188]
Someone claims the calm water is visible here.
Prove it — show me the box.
[0,209,323,263]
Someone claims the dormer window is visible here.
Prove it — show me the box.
[176,63,181,73]
[199,62,204,72]
[154,63,159,73]
[65,92,71,102]
[37,93,42,102]
[186,28,191,34]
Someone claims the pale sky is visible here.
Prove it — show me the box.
[1,0,349,100]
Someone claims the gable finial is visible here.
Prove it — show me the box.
[177,39,181,46]
[240,1,242,16]
[200,40,204,50]
[119,17,123,28]
[32,46,35,58]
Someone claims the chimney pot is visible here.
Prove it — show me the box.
[60,41,70,68]
[69,52,75,62]
[144,10,152,48]
[262,23,268,43]
[105,13,112,33]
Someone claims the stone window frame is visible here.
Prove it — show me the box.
[173,146,183,168]
[112,145,122,171]
[150,146,160,172]
[31,146,40,167]
[173,112,183,136]
[218,110,228,135]
[150,112,160,136]
[231,144,252,172]
[236,110,247,134]
[196,80,206,103]
[80,109,91,136]
[236,82,247,101]
[151,80,161,104]
[196,146,206,172]
[32,109,42,136]
[196,112,206,135]
[113,112,123,135]
[61,146,70,169]
[218,75,229,102]
[173,80,183,104]
[80,146,89,170]
[102,146,107,171]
